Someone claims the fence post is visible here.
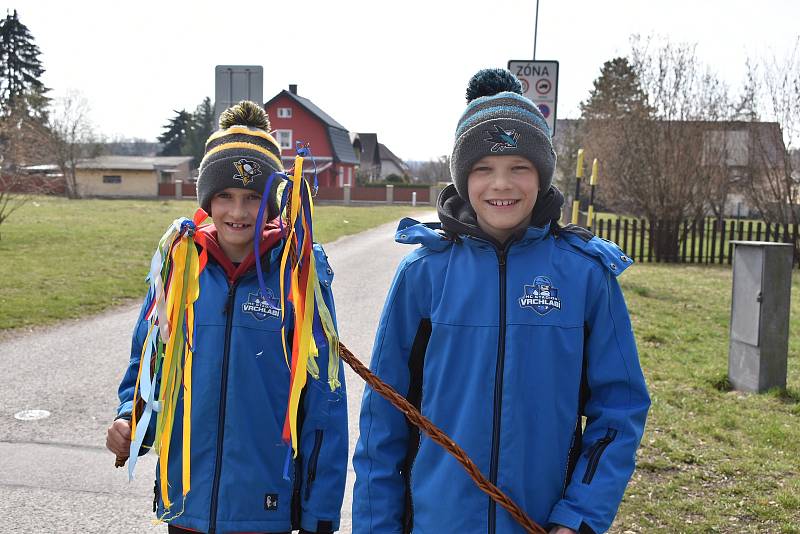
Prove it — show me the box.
[639,219,645,263]
[175,180,183,200]
[344,184,351,206]
[386,184,394,205]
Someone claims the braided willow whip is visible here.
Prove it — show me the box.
[339,342,547,534]
[116,340,547,533]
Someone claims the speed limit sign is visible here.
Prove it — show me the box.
[508,60,559,135]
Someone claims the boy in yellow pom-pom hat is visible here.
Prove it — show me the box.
[107,101,348,534]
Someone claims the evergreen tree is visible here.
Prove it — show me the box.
[580,57,652,120]
[183,97,214,166]
[0,10,49,117]
[158,109,192,156]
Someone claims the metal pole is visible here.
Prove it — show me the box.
[533,0,540,60]
[587,159,599,230]
[571,148,584,225]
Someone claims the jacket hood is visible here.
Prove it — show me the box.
[436,184,564,248]
[195,222,285,281]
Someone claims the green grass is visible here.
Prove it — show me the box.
[611,264,800,533]
[0,196,428,331]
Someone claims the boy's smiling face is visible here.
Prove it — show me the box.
[210,187,264,263]
[467,155,540,243]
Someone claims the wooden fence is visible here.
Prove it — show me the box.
[594,217,800,267]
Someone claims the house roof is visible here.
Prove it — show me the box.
[267,90,348,131]
[76,156,193,171]
[378,143,408,171]
[330,127,359,164]
[266,90,358,164]
[354,133,380,168]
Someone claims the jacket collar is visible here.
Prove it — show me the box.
[435,183,564,249]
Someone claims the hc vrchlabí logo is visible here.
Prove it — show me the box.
[242,289,280,320]
[232,158,262,186]
[519,275,562,315]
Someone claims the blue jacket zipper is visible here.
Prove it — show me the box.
[304,429,325,500]
[582,428,618,484]
[208,278,240,534]
[488,247,508,534]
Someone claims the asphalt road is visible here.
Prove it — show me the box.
[0,211,435,534]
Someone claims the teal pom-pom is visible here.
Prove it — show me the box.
[465,68,523,102]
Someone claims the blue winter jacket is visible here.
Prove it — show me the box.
[117,224,348,534]
[353,190,649,534]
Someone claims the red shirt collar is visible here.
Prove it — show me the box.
[195,222,286,282]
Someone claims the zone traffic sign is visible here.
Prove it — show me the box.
[508,60,559,136]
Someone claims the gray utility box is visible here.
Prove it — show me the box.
[728,241,793,392]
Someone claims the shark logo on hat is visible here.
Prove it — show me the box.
[484,125,519,152]
[232,158,262,186]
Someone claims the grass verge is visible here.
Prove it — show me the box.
[0,196,429,331]
[612,264,800,533]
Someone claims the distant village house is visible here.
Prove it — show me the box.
[264,85,359,187]
[73,155,193,198]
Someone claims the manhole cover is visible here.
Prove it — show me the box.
[14,409,51,421]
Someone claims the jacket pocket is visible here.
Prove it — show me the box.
[304,429,324,500]
[581,428,617,484]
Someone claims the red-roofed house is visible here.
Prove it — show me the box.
[265,85,359,188]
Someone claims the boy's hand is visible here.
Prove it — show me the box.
[549,527,578,534]
[106,418,132,458]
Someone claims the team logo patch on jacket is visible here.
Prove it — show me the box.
[242,289,280,320]
[519,275,562,315]
[232,158,262,186]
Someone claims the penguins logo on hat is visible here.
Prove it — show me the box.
[232,158,262,186]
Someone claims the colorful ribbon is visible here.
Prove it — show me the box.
[129,208,208,514]
[254,143,340,468]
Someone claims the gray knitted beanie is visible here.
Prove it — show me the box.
[450,68,556,200]
[196,101,284,219]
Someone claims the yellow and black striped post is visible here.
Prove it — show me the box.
[571,149,584,225]
[586,159,599,230]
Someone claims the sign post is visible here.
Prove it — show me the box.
[507,60,559,136]
[214,65,264,125]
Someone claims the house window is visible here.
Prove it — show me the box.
[338,167,345,187]
[347,167,353,186]
[277,107,292,118]
[103,175,122,184]
[276,129,293,150]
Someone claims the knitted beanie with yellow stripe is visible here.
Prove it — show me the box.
[196,100,284,219]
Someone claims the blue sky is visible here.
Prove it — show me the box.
[7,0,800,160]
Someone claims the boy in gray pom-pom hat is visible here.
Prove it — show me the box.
[353,69,649,534]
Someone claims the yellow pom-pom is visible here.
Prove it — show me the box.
[219,100,270,131]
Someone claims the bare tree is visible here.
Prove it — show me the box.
[409,155,450,185]
[0,97,51,238]
[48,90,95,198]
[740,38,800,227]
[578,36,736,259]
[552,118,584,206]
